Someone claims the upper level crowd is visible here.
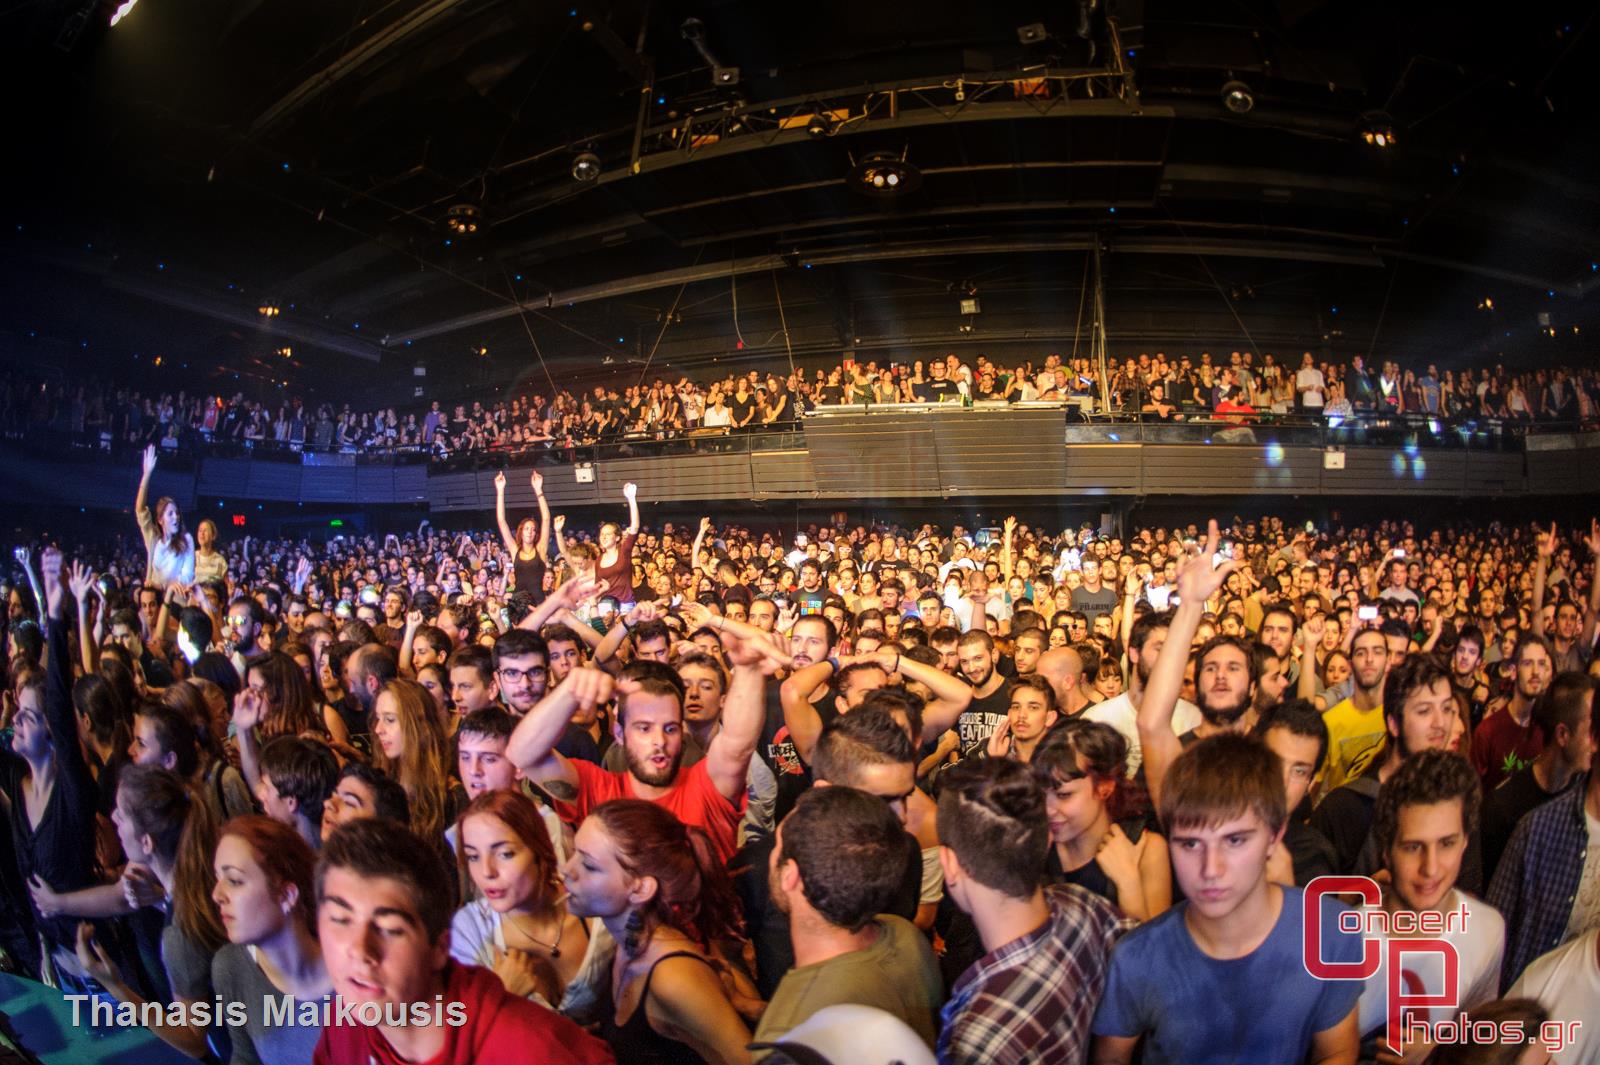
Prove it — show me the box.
[4,347,1598,462]
[3,457,1600,1063]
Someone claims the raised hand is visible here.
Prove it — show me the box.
[622,481,638,501]
[1587,518,1600,558]
[562,666,617,711]
[141,444,158,478]
[1301,613,1326,650]
[985,716,1014,758]
[1537,522,1559,559]
[723,627,793,676]
[1003,515,1017,536]
[40,548,64,618]
[699,516,713,537]
[554,575,602,609]
[1125,571,1141,597]
[553,514,566,534]
[678,600,714,631]
[530,470,544,494]
[13,545,28,567]
[405,609,424,630]
[494,470,507,492]
[68,561,96,603]
[1174,519,1239,607]
[232,687,266,733]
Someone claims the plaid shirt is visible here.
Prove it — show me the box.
[937,883,1129,1065]
[1486,772,1593,990]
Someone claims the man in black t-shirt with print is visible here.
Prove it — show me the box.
[955,630,1009,757]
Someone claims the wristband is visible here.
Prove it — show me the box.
[826,656,841,674]
[621,617,634,632]
[892,652,902,674]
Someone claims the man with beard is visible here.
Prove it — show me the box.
[1450,625,1491,724]
[1472,633,1554,790]
[955,630,1011,758]
[1135,521,1255,812]
[1317,628,1390,800]
[343,643,397,746]
[505,625,786,863]
[1310,655,1470,880]
[1084,609,1200,778]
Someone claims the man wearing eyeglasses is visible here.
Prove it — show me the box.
[492,629,551,716]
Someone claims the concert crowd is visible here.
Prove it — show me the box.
[1,447,1598,1063]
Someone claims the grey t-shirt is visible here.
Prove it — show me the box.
[161,919,214,1001]
[211,943,329,1065]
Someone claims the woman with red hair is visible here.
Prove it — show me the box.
[451,790,594,1009]
[563,799,757,1065]
[210,815,333,1065]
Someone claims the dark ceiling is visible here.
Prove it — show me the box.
[1,0,1597,404]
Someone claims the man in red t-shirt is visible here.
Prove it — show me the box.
[506,625,788,863]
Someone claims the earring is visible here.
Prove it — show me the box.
[622,909,645,958]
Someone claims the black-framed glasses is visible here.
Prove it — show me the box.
[497,666,547,684]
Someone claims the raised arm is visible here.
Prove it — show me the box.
[68,562,98,675]
[231,686,267,797]
[515,574,602,633]
[493,470,517,555]
[622,481,640,535]
[532,471,552,561]
[134,444,157,531]
[1531,522,1557,637]
[1001,516,1016,581]
[550,513,571,561]
[399,608,424,677]
[505,667,605,794]
[690,517,711,579]
[593,600,664,667]
[1580,519,1600,651]
[883,649,972,741]
[707,625,790,802]
[1139,520,1238,815]
[1297,615,1324,702]
[777,658,837,765]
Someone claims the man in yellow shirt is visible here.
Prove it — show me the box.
[1317,628,1389,801]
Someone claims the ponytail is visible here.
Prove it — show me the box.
[120,764,226,953]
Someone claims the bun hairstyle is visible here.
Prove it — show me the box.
[935,756,1051,899]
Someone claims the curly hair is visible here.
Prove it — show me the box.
[1371,749,1481,857]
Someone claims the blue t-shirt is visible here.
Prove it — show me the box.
[1091,886,1364,1064]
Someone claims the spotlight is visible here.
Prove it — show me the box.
[805,112,834,137]
[109,0,138,26]
[571,152,602,183]
[276,346,292,358]
[713,66,741,86]
[849,149,922,197]
[445,204,481,236]
[1016,22,1047,44]
[1221,80,1254,114]
[257,304,281,317]
[1358,113,1398,148]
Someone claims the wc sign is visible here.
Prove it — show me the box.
[1301,876,1581,1057]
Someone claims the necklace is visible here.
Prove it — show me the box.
[506,909,566,959]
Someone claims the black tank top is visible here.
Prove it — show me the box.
[599,951,715,1065]
[1046,817,1148,910]
[513,552,546,604]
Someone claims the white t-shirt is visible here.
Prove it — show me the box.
[1083,691,1202,777]
[1296,367,1326,407]
[1563,808,1600,941]
[1508,928,1600,1065]
[1354,890,1504,1040]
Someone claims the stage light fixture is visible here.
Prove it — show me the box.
[713,66,740,86]
[849,149,922,198]
[1221,80,1254,114]
[109,0,138,26]
[445,204,481,236]
[1016,23,1047,44]
[1358,113,1398,148]
[805,112,834,137]
[257,303,280,317]
[571,152,602,183]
